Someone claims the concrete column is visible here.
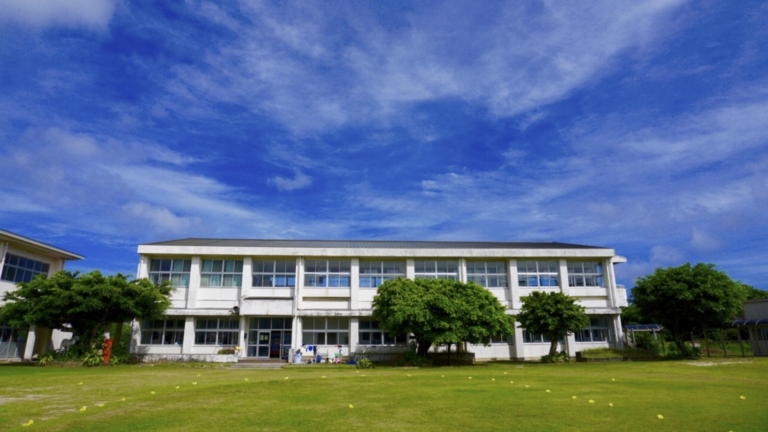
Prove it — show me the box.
[406,259,415,280]
[294,317,303,349]
[136,254,150,279]
[350,258,359,310]
[605,259,616,308]
[458,258,466,283]
[182,317,195,354]
[558,259,569,295]
[0,241,8,272]
[23,325,36,361]
[349,317,359,355]
[186,257,201,309]
[294,258,303,313]
[565,333,577,357]
[612,314,624,348]
[238,315,247,357]
[513,322,525,359]
[129,319,140,353]
[241,257,253,299]
[509,259,520,310]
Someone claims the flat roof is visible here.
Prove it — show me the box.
[0,228,84,260]
[142,238,605,249]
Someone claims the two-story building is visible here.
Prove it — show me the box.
[0,228,84,361]
[131,239,628,361]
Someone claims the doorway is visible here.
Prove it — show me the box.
[248,317,292,359]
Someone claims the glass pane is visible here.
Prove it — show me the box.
[200,274,211,286]
[234,260,243,273]
[202,260,213,272]
[283,331,292,344]
[209,274,222,287]
[252,275,262,287]
[360,332,371,344]
[183,260,192,272]
[329,260,340,273]
[212,260,223,272]
[271,318,283,329]
[172,260,184,272]
[327,332,338,345]
[224,260,235,272]
[258,346,269,357]
[371,332,382,345]
[359,320,370,330]
[302,332,314,345]
[285,260,296,273]
[327,318,339,330]
[337,318,349,330]
[316,333,325,345]
[339,260,351,272]
[338,332,349,345]
[160,259,171,272]
[259,318,271,329]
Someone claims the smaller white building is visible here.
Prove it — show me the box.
[743,299,768,356]
[0,229,84,361]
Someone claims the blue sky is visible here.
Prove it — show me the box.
[1,0,767,289]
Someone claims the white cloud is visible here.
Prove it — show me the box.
[0,0,118,31]
[269,170,312,192]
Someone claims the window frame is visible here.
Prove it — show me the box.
[194,317,240,346]
[358,318,405,346]
[517,260,560,287]
[574,316,611,343]
[252,259,297,288]
[200,259,244,288]
[149,258,192,288]
[1,253,50,284]
[303,259,351,288]
[301,317,350,346]
[522,330,564,344]
[358,260,406,288]
[567,261,605,288]
[140,319,185,346]
[414,260,459,280]
[466,261,508,288]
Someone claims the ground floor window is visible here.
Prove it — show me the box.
[195,317,239,345]
[490,334,514,345]
[0,323,28,359]
[754,328,768,341]
[523,330,564,344]
[302,317,349,345]
[141,319,185,345]
[575,317,612,343]
[358,318,405,345]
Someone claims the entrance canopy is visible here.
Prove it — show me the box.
[723,319,768,327]
[624,324,663,331]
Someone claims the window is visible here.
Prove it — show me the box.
[756,328,768,341]
[201,259,243,287]
[149,259,192,287]
[359,261,405,288]
[194,318,240,345]
[0,323,28,359]
[253,260,296,288]
[304,260,351,288]
[523,330,564,344]
[517,260,559,287]
[358,319,405,345]
[302,317,349,345]
[414,260,458,280]
[1,254,50,283]
[141,319,185,345]
[575,317,611,342]
[567,262,604,287]
[489,334,513,344]
[467,261,508,288]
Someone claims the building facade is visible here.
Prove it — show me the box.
[131,239,628,361]
[0,229,83,361]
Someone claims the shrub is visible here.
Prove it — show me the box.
[218,348,236,355]
[356,358,374,369]
[82,350,103,367]
[541,351,570,364]
[396,344,433,367]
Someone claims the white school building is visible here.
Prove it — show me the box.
[0,229,84,361]
[131,239,629,361]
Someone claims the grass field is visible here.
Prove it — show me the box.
[1,358,767,431]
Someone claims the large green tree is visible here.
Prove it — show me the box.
[0,270,173,348]
[631,263,748,352]
[516,291,590,357]
[372,278,513,357]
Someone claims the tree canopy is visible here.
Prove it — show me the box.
[0,270,173,348]
[515,291,589,357]
[631,263,748,351]
[372,278,513,356]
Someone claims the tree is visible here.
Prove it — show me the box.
[372,278,513,357]
[619,304,644,326]
[516,291,590,357]
[631,263,748,353]
[0,270,173,348]
[743,284,768,300]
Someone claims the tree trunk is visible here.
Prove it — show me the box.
[549,336,558,357]
[447,343,451,366]
[417,340,432,357]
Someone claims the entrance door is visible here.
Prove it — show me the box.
[269,331,281,358]
[256,331,270,358]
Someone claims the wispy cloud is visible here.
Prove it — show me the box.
[0,0,118,31]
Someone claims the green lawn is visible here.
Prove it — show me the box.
[1,358,767,431]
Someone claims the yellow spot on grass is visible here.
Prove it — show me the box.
[740,396,746,400]
[77,382,83,385]
[407,374,412,377]
[572,396,577,399]
[197,374,201,377]
[657,414,664,420]
[284,377,289,380]
[609,403,614,407]
[121,398,126,402]
[22,420,33,427]
[589,400,595,404]
[442,375,445,378]
[524,385,529,388]
[503,372,507,375]
[349,404,354,409]
[192,382,197,385]
[492,379,495,381]
[510,381,514,384]
[176,386,180,389]
[79,407,87,412]
[151,391,155,395]
[322,376,327,378]
[468,377,472,380]
[611,378,615,381]
[546,390,550,393]
[244,378,249,381]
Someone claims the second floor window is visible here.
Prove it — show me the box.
[1,253,50,283]
[414,260,458,280]
[304,259,351,288]
[253,259,296,287]
[568,262,604,287]
[201,260,243,287]
[359,261,405,288]
[150,259,192,287]
[517,260,559,287]
[467,261,508,288]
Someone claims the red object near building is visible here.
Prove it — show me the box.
[103,338,113,364]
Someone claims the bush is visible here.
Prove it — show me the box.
[82,350,103,367]
[356,358,374,369]
[218,348,236,355]
[541,351,570,364]
[396,343,433,367]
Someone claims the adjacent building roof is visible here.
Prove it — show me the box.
[143,238,604,249]
[0,228,84,260]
